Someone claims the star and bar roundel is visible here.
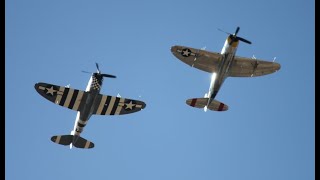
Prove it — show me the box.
[177,48,197,57]
[34,82,86,112]
[181,48,192,57]
[93,95,146,115]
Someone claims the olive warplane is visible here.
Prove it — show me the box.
[171,27,280,111]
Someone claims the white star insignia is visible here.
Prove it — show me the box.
[46,86,56,96]
[125,101,135,110]
[182,49,191,56]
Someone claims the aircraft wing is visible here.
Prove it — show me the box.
[34,82,88,111]
[171,45,222,73]
[92,94,146,115]
[228,56,281,77]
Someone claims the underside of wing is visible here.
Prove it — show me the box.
[171,45,222,73]
[93,94,146,115]
[35,82,87,111]
[228,56,281,77]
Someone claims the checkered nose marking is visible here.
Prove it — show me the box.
[91,76,101,90]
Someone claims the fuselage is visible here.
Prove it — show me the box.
[71,73,103,138]
[206,35,239,105]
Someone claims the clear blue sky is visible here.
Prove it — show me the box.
[6,0,314,180]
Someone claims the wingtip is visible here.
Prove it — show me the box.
[141,102,147,109]
[170,45,176,52]
[170,45,180,53]
[34,83,42,92]
[273,62,281,71]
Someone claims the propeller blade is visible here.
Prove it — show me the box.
[81,70,92,74]
[101,74,116,78]
[235,27,240,35]
[237,37,252,44]
[217,28,231,35]
[95,63,100,73]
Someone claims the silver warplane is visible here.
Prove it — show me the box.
[171,27,280,111]
[34,63,146,148]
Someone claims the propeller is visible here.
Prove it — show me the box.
[218,27,252,45]
[95,63,116,78]
[81,63,116,78]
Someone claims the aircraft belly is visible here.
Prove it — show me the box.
[211,76,225,99]
[80,91,99,119]
[211,49,235,99]
[75,92,100,135]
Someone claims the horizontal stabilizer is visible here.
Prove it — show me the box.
[51,135,94,149]
[186,98,228,111]
[51,135,73,145]
[73,136,94,149]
